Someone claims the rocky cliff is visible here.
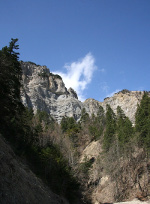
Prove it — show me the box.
[21,61,148,124]
[21,61,103,122]
[84,90,150,124]
[21,61,83,122]
[101,90,145,124]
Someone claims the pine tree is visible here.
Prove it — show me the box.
[89,105,105,140]
[97,105,105,125]
[135,92,150,150]
[80,108,89,123]
[116,106,133,150]
[0,38,24,135]
[103,104,116,152]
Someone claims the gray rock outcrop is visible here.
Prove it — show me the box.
[84,90,148,124]
[21,62,84,122]
[21,61,148,124]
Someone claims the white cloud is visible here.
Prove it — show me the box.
[100,82,121,100]
[101,82,109,93]
[138,86,144,91]
[106,89,121,98]
[54,53,97,101]
[100,68,105,73]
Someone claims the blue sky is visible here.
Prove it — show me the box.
[1,0,150,101]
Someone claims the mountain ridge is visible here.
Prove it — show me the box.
[21,61,149,123]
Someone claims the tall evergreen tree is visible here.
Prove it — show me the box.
[97,105,105,125]
[80,108,89,123]
[135,92,150,150]
[0,38,24,136]
[103,104,116,152]
[89,105,105,140]
[116,106,133,149]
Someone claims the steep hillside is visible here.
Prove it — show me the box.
[0,135,68,204]
[80,139,150,204]
[0,41,82,204]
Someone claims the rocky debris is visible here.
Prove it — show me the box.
[78,128,150,204]
[92,178,115,204]
[79,140,116,204]
[80,140,102,163]
[93,199,150,204]
[0,135,69,204]
[114,198,150,204]
[82,144,150,204]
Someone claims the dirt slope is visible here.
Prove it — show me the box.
[0,135,68,204]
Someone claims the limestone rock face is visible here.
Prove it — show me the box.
[84,98,101,117]
[68,88,78,99]
[101,91,145,124]
[21,62,148,124]
[21,62,83,122]
[48,73,67,95]
[84,91,149,124]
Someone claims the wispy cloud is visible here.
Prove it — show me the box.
[101,82,109,93]
[100,82,120,99]
[100,68,106,73]
[54,53,97,101]
[138,86,144,91]
[106,89,121,97]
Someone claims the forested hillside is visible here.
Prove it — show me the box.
[0,39,150,204]
[0,39,83,204]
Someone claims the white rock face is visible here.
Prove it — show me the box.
[84,91,150,124]
[84,98,101,117]
[101,91,145,124]
[21,61,149,123]
[21,62,84,122]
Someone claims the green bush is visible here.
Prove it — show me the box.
[80,157,94,174]
[50,72,62,80]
